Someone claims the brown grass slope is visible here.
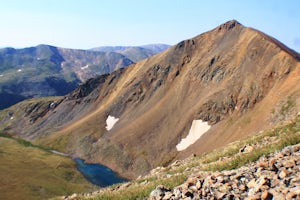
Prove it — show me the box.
[1,20,300,179]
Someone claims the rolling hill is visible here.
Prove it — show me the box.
[0,20,299,182]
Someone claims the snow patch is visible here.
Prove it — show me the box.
[106,115,119,131]
[0,74,3,77]
[81,65,89,70]
[10,116,14,120]
[17,69,22,72]
[50,150,69,157]
[176,120,211,151]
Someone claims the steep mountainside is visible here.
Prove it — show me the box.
[0,45,134,109]
[1,20,299,180]
[90,44,170,62]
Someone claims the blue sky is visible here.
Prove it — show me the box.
[0,0,299,52]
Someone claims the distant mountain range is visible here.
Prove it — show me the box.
[90,44,170,62]
[0,44,169,109]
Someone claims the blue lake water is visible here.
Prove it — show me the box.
[74,158,127,187]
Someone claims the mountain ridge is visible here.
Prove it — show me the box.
[0,20,299,180]
[0,44,168,109]
[250,28,300,61]
[90,43,170,53]
[90,44,170,62]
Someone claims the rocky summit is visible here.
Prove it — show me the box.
[149,144,300,200]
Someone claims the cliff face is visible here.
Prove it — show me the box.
[1,20,300,179]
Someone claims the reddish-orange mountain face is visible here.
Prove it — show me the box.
[1,20,299,179]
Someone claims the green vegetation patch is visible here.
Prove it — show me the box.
[0,136,94,200]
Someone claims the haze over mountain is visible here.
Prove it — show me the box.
[1,19,299,183]
[90,44,170,62]
[0,44,168,109]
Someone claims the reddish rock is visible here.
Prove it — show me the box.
[261,191,273,200]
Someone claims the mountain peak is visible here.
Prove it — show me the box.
[217,19,243,31]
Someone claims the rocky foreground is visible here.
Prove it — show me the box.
[149,144,300,200]
[63,142,300,200]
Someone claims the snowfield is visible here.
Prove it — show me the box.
[81,65,89,70]
[176,120,211,151]
[106,115,119,131]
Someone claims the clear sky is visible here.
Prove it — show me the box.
[0,0,299,52]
